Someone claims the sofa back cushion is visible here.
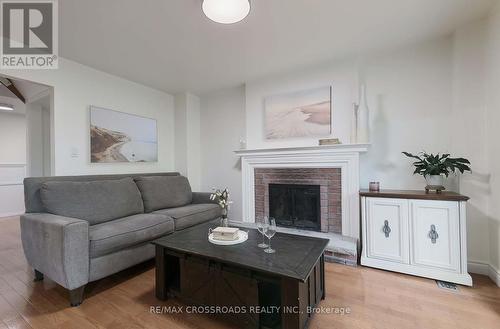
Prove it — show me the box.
[134,175,192,212]
[40,178,144,225]
[24,172,180,213]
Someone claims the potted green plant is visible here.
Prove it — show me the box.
[402,152,471,193]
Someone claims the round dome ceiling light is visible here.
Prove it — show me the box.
[202,0,250,24]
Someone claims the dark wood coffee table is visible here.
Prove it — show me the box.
[152,221,328,329]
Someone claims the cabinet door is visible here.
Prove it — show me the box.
[410,200,460,272]
[366,198,409,263]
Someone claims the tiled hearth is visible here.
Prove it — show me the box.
[254,168,342,233]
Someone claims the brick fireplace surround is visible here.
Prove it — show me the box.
[235,144,369,240]
[254,168,342,233]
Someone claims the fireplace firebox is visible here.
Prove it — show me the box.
[269,183,321,232]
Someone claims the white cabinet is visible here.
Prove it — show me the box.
[361,191,472,286]
[366,198,409,264]
[410,200,460,272]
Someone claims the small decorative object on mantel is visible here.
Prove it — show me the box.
[356,84,370,143]
[318,138,341,146]
[402,151,471,193]
[210,188,233,227]
[351,102,359,143]
[369,181,380,192]
[239,137,247,150]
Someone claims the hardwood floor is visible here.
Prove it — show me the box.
[1,216,499,329]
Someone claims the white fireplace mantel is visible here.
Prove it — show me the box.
[234,144,369,240]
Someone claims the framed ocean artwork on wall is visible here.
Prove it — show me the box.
[90,106,158,163]
[264,86,332,139]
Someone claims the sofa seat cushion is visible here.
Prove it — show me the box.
[89,213,174,258]
[134,176,193,212]
[40,178,144,225]
[153,204,221,231]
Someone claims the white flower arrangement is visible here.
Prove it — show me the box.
[210,188,233,214]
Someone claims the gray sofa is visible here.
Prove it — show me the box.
[20,172,221,306]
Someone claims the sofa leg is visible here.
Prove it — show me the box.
[34,269,44,282]
[69,285,85,307]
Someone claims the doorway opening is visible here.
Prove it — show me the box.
[0,75,53,217]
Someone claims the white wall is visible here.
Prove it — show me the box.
[26,94,52,177]
[0,113,26,163]
[174,92,201,190]
[361,38,455,190]
[0,96,27,216]
[41,101,51,176]
[186,94,201,191]
[26,103,44,177]
[486,4,500,278]
[452,19,491,266]
[0,58,175,176]
[245,37,455,191]
[0,98,26,164]
[200,86,246,220]
[174,94,188,177]
[450,3,500,284]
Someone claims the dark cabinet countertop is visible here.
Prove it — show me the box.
[359,189,469,201]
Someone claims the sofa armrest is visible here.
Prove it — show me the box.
[20,213,89,290]
[191,192,218,205]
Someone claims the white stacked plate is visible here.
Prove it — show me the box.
[208,230,248,246]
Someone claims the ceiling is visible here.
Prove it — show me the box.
[0,85,14,98]
[59,0,496,94]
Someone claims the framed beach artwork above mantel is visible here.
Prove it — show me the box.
[264,86,332,139]
[90,106,158,163]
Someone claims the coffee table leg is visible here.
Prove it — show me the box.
[321,254,326,300]
[281,255,325,329]
[281,278,306,329]
[155,245,168,300]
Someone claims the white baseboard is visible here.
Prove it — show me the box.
[468,260,500,287]
[468,261,490,276]
[488,264,500,287]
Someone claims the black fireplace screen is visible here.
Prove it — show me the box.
[268,183,321,231]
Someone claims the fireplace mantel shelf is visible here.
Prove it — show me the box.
[234,143,370,156]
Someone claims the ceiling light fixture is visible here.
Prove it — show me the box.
[0,104,14,111]
[202,0,250,24]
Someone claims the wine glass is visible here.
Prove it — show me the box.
[256,216,269,248]
[264,218,276,254]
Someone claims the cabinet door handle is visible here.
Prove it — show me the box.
[428,225,439,244]
[382,220,391,238]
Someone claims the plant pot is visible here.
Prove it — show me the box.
[424,175,445,193]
